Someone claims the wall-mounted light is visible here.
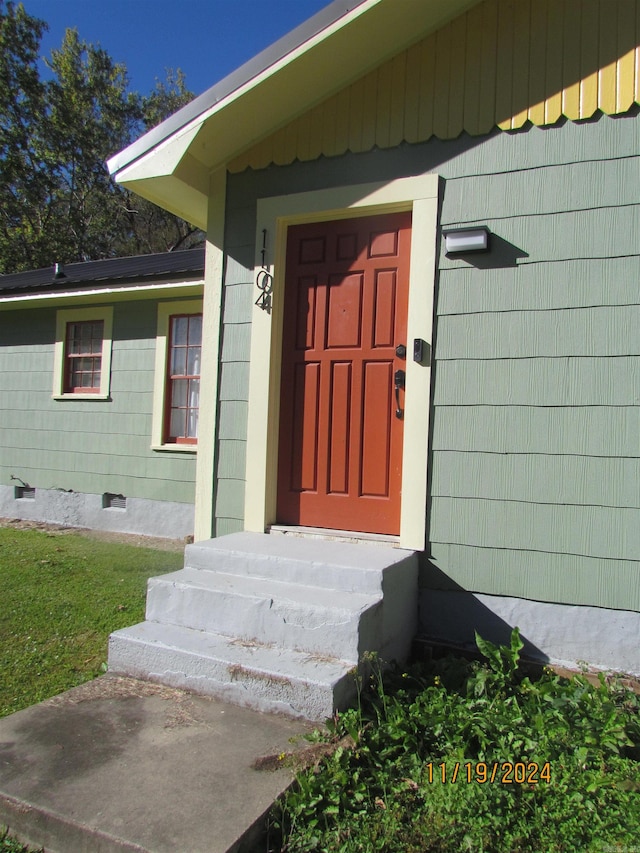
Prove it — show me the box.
[443,227,490,254]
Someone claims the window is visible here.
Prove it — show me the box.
[165,314,202,444]
[151,300,203,450]
[53,307,113,399]
[64,320,104,393]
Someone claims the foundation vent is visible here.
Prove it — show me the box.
[103,493,127,510]
[14,486,36,500]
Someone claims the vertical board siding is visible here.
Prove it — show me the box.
[229,0,640,173]
[0,300,197,504]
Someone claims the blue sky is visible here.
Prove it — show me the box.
[22,0,331,98]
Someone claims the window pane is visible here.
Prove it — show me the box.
[90,323,103,353]
[68,324,80,353]
[172,316,188,345]
[169,408,185,438]
[188,378,200,409]
[170,346,187,376]
[171,378,188,407]
[186,407,199,438]
[189,315,202,345]
[187,346,201,376]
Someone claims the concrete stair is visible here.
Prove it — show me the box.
[109,532,418,720]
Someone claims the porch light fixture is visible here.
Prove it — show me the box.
[444,227,490,254]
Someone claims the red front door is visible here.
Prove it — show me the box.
[276,211,411,535]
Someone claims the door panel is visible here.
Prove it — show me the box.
[277,211,411,534]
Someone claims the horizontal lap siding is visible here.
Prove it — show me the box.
[426,544,640,612]
[430,117,640,611]
[212,239,253,533]
[225,111,639,610]
[0,301,197,505]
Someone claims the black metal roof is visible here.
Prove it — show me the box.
[0,249,205,296]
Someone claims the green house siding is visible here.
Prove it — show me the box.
[220,111,640,612]
[211,232,254,535]
[0,300,197,505]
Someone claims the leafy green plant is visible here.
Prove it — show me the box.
[0,827,41,853]
[273,629,640,852]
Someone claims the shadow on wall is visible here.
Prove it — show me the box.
[418,561,550,664]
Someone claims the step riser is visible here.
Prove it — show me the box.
[109,634,356,720]
[145,580,382,660]
[184,544,395,594]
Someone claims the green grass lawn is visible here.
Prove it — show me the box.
[0,526,183,719]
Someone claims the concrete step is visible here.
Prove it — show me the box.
[109,621,357,720]
[184,531,414,594]
[108,532,418,719]
[145,568,382,659]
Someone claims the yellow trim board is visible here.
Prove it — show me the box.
[194,168,227,542]
[245,173,439,551]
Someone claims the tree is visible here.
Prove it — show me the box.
[0,0,51,271]
[118,69,204,256]
[44,28,142,263]
[0,2,203,274]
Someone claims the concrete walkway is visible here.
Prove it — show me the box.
[0,675,313,853]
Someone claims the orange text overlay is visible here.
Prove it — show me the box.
[425,761,552,785]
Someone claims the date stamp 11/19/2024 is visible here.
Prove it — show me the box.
[425,761,552,785]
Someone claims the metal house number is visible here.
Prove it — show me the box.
[255,229,273,312]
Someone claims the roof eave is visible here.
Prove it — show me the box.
[108,0,479,227]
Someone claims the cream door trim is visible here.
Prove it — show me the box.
[244,173,439,550]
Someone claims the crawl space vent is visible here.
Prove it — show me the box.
[15,486,36,500]
[103,493,127,510]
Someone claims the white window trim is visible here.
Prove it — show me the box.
[244,174,439,551]
[151,299,203,452]
[53,306,113,400]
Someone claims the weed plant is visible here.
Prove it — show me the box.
[0,827,40,853]
[274,630,640,852]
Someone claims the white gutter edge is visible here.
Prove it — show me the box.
[0,279,204,306]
